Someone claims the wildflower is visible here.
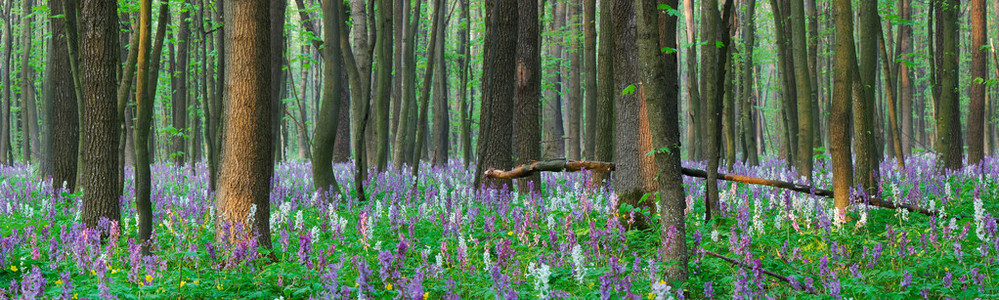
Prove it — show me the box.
[571,244,586,284]
[9,265,16,272]
[180,281,186,288]
[386,283,393,291]
[527,262,552,299]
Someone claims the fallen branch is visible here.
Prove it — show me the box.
[703,250,816,294]
[681,167,938,217]
[483,159,615,179]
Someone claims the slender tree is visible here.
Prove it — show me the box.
[636,0,687,281]
[431,8,449,167]
[513,0,541,191]
[457,0,472,166]
[855,0,880,190]
[134,0,154,251]
[790,0,813,180]
[831,0,854,216]
[740,0,759,166]
[898,0,913,156]
[47,0,79,189]
[566,0,581,160]
[582,0,596,160]
[216,0,273,247]
[270,0,287,163]
[80,0,122,228]
[593,0,614,183]
[701,0,724,219]
[682,0,702,161]
[0,0,11,165]
[311,0,344,198]
[935,0,962,171]
[968,0,986,165]
[173,0,191,165]
[20,0,39,163]
[391,0,422,169]
[374,0,393,172]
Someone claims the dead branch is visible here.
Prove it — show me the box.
[703,250,816,294]
[483,159,615,179]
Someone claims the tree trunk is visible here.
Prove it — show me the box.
[831,0,855,214]
[513,0,541,191]
[582,0,596,160]
[593,0,614,184]
[134,0,153,251]
[566,0,582,161]
[613,0,656,230]
[174,0,191,165]
[543,1,566,160]
[740,0,759,166]
[374,0,393,172]
[391,0,422,169]
[47,0,79,190]
[790,0,813,181]
[856,0,881,191]
[968,0,986,165]
[217,0,273,247]
[311,0,344,198]
[636,0,688,281]
[935,0,962,171]
[770,0,798,164]
[411,0,443,183]
[20,0,39,164]
[458,0,472,166]
[80,0,122,229]
[271,0,287,164]
[473,0,517,190]
[701,0,729,220]
[431,10,449,168]
[683,0,702,161]
[898,0,913,157]
[0,0,12,165]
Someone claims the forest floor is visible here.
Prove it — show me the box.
[0,155,997,298]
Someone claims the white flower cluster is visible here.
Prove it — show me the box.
[650,280,675,300]
[482,248,492,273]
[571,244,586,284]
[753,197,764,235]
[270,202,292,232]
[294,210,304,231]
[527,262,552,299]
[974,195,987,241]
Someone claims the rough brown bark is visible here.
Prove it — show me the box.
[134,0,153,251]
[855,0,881,191]
[20,0,39,164]
[48,0,79,190]
[473,0,517,190]
[898,0,913,157]
[513,0,541,191]
[612,0,657,230]
[636,0,688,281]
[567,0,582,161]
[431,10,449,168]
[582,0,596,160]
[311,0,344,198]
[935,0,962,171]
[484,159,614,179]
[173,0,191,165]
[374,0,393,172]
[217,0,273,247]
[740,0,759,166]
[831,0,854,214]
[80,0,122,228]
[968,0,986,165]
[0,0,11,165]
[593,0,614,184]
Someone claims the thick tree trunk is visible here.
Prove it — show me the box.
[311,0,344,198]
[898,0,913,157]
[217,0,273,247]
[856,0,881,191]
[635,0,688,281]
[48,0,79,190]
[935,0,962,171]
[473,0,517,190]
[80,0,122,229]
[612,0,656,230]
[513,0,541,191]
[831,0,855,214]
[790,0,813,180]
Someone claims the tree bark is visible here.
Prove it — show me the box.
[80,0,122,228]
[431,9,449,168]
[935,0,962,171]
[473,0,517,190]
[566,0,582,161]
[790,0,813,180]
[593,0,614,184]
[740,0,759,166]
[0,0,12,165]
[173,0,191,165]
[831,0,855,214]
[484,159,614,179]
[374,0,393,172]
[636,0,688,280]
[458,0,472,167]
[391,0,422,169]
[613,0,657,230]
[47,0,79,190]
[217,0,273,247]
[855,0,881,191]
[513,0,541,191]
[968,0,986,165]
[411,0,444,184]
[20,0,39,164]
[898,0,913,157]
[682,0,702,161]
[134,0,153,251]
[311,0,345,198]
[582,0,596,160]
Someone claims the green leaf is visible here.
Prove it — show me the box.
[715,41,725,48]
[621,84,636,96]
[661,46,677,54]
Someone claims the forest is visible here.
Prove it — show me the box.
[0,0,997,297]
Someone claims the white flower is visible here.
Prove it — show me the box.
[710,229,719,242]
[294,210,304,231]
[974,195,987,241]
[482,248,492,273]
[527,262,552,299]
[571,244,586,284]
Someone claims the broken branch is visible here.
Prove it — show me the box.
[483,159,615,179]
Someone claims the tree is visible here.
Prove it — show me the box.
[612,0,656,230]
[543,2,566,160]
[391,0,422,170]
[635,0,688,281]
[173,0,191,166]
[457,0,472,166]
[47,0,79,190]
[770,0,798,164]
[566,0,581,161]
[20,0,39,164]
[431,7,449,168]
[216,0,273,247]
[0,0,11,165]
[134,0,153,250]
[473,0,517,190]
[898,0,913,156]
[270,0,287,164]
[831,0,855,216]
[311,0,345,198]
[682,0,702,161]
[700,0,730,220]
[934,0,961,171]
[855,0,881,190]
[968,0,986,165]
[740,0,759,166]
[80,0,122,228]
[513,0,541,191]
[790,0,813,180]
[582,0,596,160]
[374,0,393,172]
[593,0,613,183]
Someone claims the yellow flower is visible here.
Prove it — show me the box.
[424,292,429,299]
[8,265,16,272]
[72,294,78,300]
[647,293,655,299]
[194,280,200,284]
[217,284,223,291]
[507,231,513,236]
[386,283,393,290]
[145,274,153,283]
[55,279,63,286]
[180,281,187,288]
